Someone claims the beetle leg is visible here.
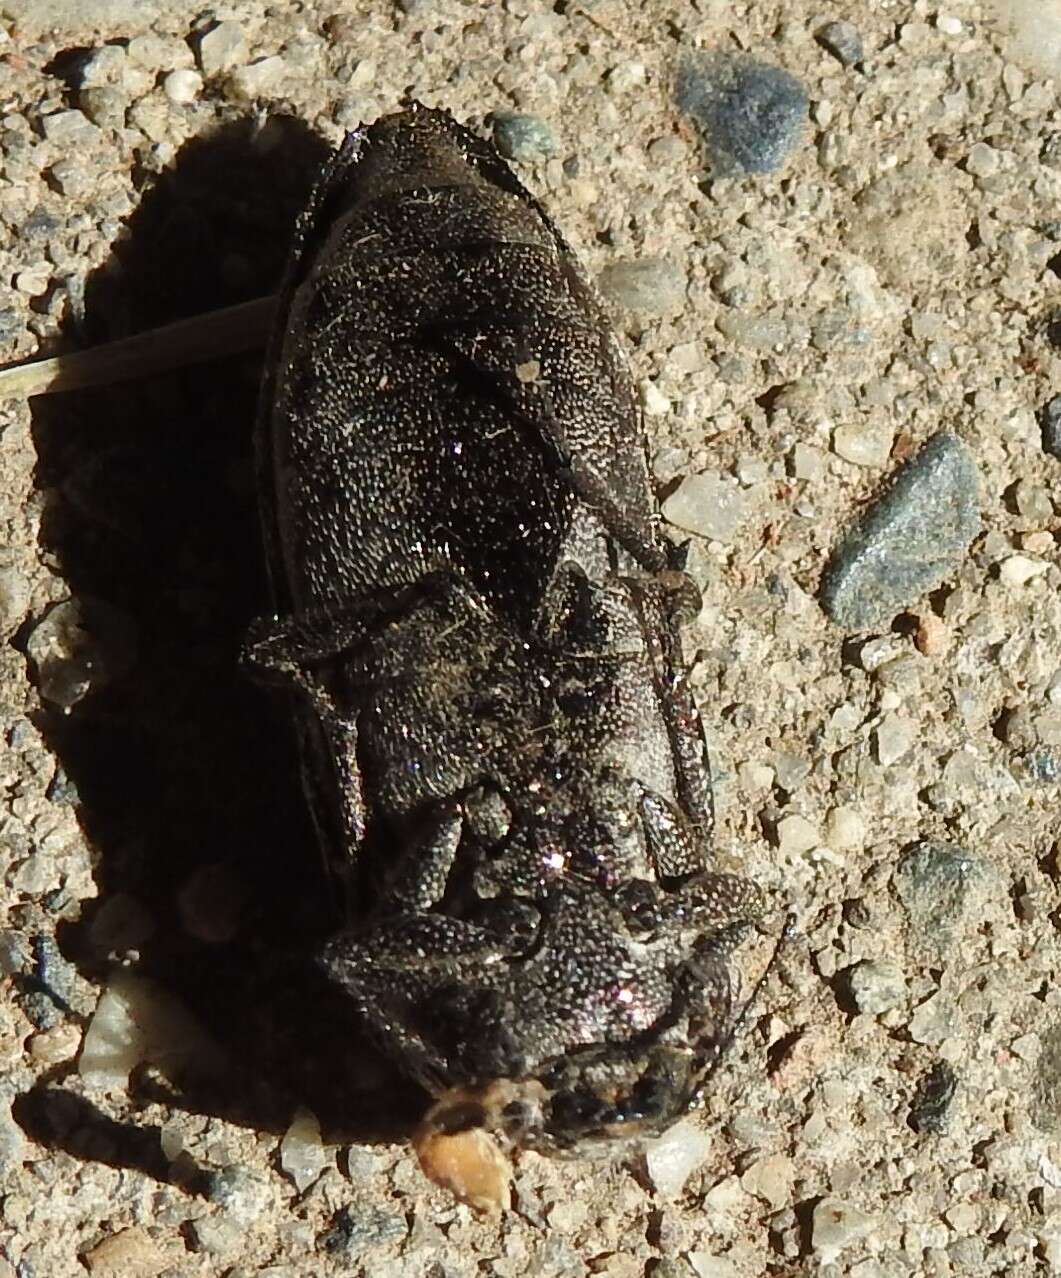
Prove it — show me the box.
[623,581,715,846]
[623,785,768,936]
[379,803,463,911]
[243,572,458,677]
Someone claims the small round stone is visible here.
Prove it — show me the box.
[491,112,556,162]
[163,68,202,104]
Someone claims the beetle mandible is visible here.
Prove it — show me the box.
[247,104,767,1207]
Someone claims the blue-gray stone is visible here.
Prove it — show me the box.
[490,112,557,163]
[1041,395,1061,458]
[816,20,864,67]
[820,432,981,630]
[676,52,808,176]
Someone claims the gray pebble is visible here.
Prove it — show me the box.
[597,258,686,317]
[196,20,248,77]
[909,1060,957,1134]
[1022,747,1061,784]
[206,1166,274,1225]
[78,87,126,130]
[1041,395,1061,458]
[676,52,808,176]
[491,112,556,162]
[41,109,101,147]
[1033,1023,1061,1133]
[320,1203,408,1255]
[0,565,29,634]
[820,432,981,630]
[844,959,907,1015]
[893,840,981,958]
[25,597,137,709]
[816,20,865,67]
[662,472,746,542]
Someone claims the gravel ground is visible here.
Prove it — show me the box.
[0,2,1060,1276]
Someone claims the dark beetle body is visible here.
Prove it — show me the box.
[251,106,764,1165]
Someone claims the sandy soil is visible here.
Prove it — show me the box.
[0,2,1059,1276]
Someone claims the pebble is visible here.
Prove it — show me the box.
[82,1227,165,1277]
[279,1106,330,1192]
[41,109,102,147]
[205,1166,275,1225]
[688,1256,740,1278]
[0,1101,25,1171]
[79,87,126,130]
[319,1202,408,1255]
[640,381,671,417]
[491,112,556,162]
[893,840,981,958]
[792,443,825,481]
[163,68,202,104]
[909,1061,958,1133]
[858,634,906,671]
[662,472,746,542]
[966,142,1000,178]
[775,813,820,855]
[190,1216,242,1257]
[25,597,136,710]
[825,805,864,850]
[820,432,981,631]
[1023,747,1061,784]
[675,52,808,176]
[816,20,864,67]
[832,423,894,468]
[597,258,686,316]
[197,21,248,77]
[0,564,29,634]
[230,56,287,100]
[740,1153,794,1209]
[715,311,789,350]
[874,713,916,766]
[1041,395,1061,457]
[908,991,957,1045]
[811,1197,877,1264]
[845,959,906,1015]
[79,971,223,1088]
[999,554,1049,585]
[643,1118,713,1197]
[79,44,127,88]
[1034,1023,1061,1132]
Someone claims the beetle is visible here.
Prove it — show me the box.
[247,104,766,1206]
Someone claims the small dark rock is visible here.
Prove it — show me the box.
[820,432,981,630]
[816,20,864,67]
[490,112,557,162]
[320,1203,408,1256]
[676,52,808,176]
[1041,395,1061,458]
[894,840,981,958]
[909,1061,958,1133]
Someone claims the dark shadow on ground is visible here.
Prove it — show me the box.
[20,116,426,1177]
